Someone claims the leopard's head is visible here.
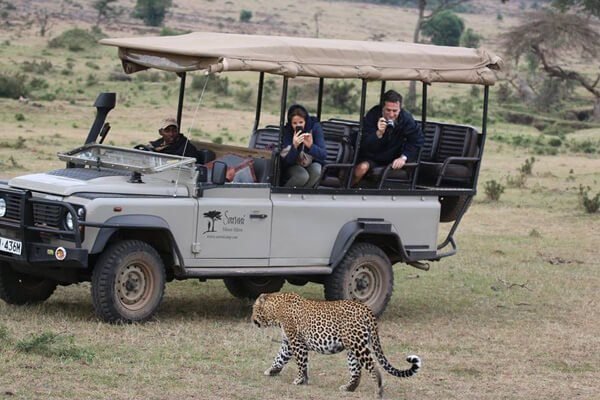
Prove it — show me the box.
[251,293,279,328]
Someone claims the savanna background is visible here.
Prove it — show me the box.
[0,0,598,399]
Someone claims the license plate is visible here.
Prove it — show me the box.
[0,236,22,255]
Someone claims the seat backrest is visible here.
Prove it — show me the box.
[252,157,272,183]
[415,121,441,162]
[322,121,353,164]
[249,127,279,150]
[435,124,479,162]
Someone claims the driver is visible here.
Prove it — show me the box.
[148,117,198,158]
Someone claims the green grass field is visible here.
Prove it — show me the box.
[1,1,599,399]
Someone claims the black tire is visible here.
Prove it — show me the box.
[0,262,57,305]
[223,277,285,299]
[324,242,393,317]
[91,240,166,323]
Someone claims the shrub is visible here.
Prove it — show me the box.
[519,157,536,176]
[506,172,527,188]
[0,73,27,98]
[28,77,49,91]
[484,179,505,201]
[15,113,25,121]
[48,28,99,51]
[578,185,600,213]
[325,81,359,114]
[235,87,253,104]
[240,9,252,22]
[21,60,53,74]
[193,74,229,95]
[133,0,172,27]
[460,28,482,48]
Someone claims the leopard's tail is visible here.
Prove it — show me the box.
[370,322,421,378]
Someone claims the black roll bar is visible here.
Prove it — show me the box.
[253,72,265,133]
[316,77,324,121]
[176,72,186,129]
[346,79,368,188]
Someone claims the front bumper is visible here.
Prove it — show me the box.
[0,186,88,268]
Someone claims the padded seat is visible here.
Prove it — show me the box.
[418,125,479,187]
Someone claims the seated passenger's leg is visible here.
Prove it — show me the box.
[352,161,370,187]
[305,163,322,188]
[284,165,310,187]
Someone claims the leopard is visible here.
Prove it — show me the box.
[251,292,421,398]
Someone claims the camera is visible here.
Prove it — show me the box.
[385,119,395,128]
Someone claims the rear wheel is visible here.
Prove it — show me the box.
[91,240,165,323]
[324,242,393,317]
[223,277,285,299]
[0,262,57,305]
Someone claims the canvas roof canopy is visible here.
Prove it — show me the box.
[100,32,503,85]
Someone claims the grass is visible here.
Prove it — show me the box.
[0,1,599,398]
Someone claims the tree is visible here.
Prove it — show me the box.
[93,0,122,27]
[403,0,471,109]
[552,0,600,18]
[501,11,600,120]
[460,27,482,48]
[421,10,464,46]
[133,0,172,27]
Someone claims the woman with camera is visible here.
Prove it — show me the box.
[280,104,327,187]
[352,90,424,186]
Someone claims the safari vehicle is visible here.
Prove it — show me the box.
[0,32,502,322]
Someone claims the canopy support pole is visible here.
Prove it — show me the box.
[347,79,368,188]
[471,85,489,190]
[253,72,264,133]
[317,77,324,121]
[273,76,289,187]
[380,81,387,106]
[176,72,186,129]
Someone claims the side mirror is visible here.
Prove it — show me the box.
[211,161,227,185]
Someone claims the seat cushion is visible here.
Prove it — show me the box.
[366,166,410,182]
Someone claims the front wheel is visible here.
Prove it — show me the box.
[91,240,166,323]
[223,277,285,299]
[324,242,393,317]
[0,262,57,305]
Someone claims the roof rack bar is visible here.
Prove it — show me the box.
[176,72,186,129]
[317,77,324,121]
[253,72,265,133]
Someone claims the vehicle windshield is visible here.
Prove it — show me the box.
[58,144,196,174]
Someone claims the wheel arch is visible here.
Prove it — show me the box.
[90,215,185,277]
[329,219,407,269]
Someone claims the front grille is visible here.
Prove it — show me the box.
[2,192,23,221]
[33,203,63,228]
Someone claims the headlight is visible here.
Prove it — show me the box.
[0,198,5,217]
[65,212,74,230]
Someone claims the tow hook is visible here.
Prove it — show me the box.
[408,261,430,271]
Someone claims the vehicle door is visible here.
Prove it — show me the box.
[192,184,272,266]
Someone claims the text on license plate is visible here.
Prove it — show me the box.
[0,237,22,255]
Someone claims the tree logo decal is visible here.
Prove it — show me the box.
[203,210,222,234]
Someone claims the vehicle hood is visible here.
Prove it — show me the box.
[8,168,190,197]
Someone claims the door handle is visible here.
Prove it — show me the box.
[249,213,268,219]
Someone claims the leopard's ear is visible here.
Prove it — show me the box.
[256,293,268,305]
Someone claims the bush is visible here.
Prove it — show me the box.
[48,28,99,51]
[519,157,536,176]
[240,9,252,22]
[15,113,25,121]
[460,28,482,48]
[0,73,27,98]
[506,172,527,188]
[235,87,253,104]
[193,74,229,95]
[484,179,505,201]
[578,185,599,213]
[133,0,173,26]
[15,331,95,362]
[21,60,53,74]
[324,81,359,114]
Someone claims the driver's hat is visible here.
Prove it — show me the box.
[159,117,178,132]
